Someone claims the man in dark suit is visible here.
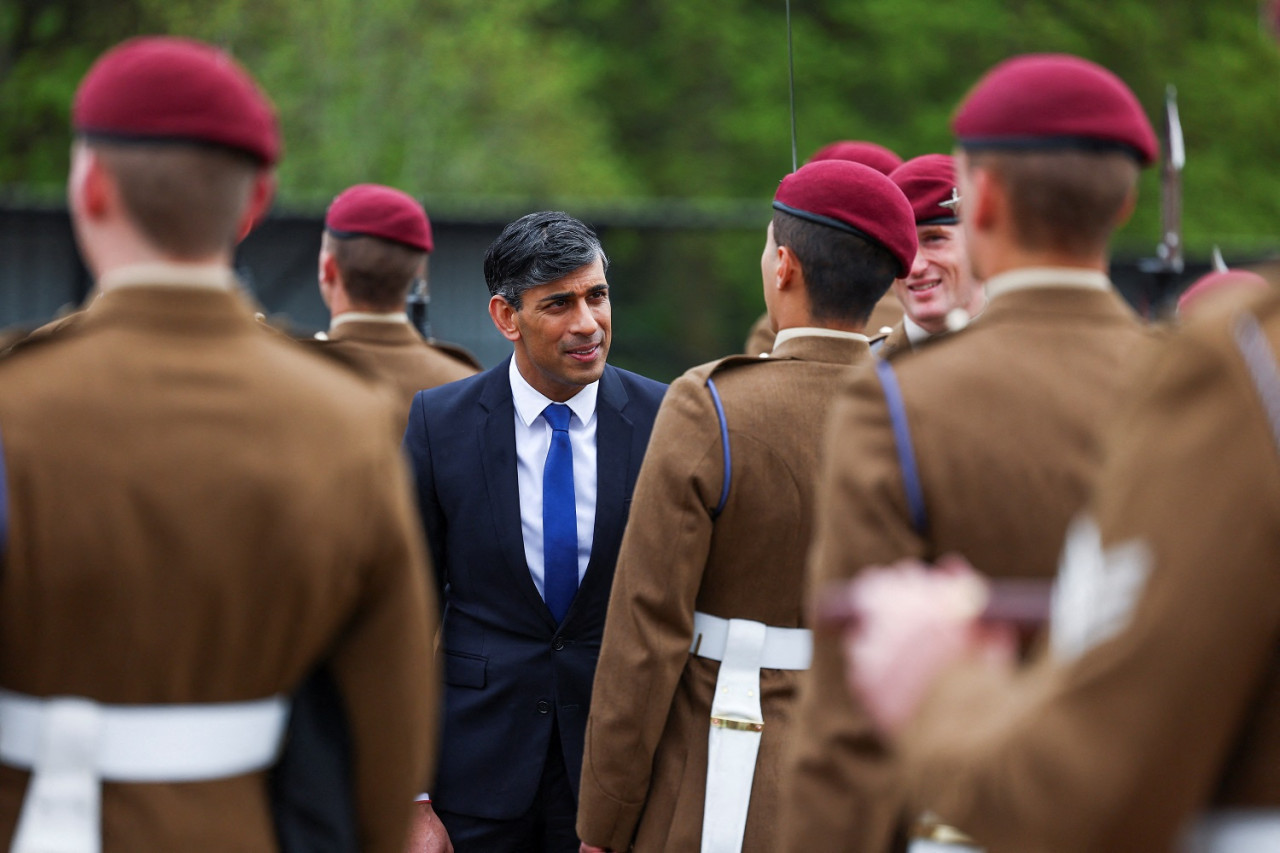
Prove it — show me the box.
[402,211,666,852]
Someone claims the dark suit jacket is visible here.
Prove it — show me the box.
[404,358,665,820]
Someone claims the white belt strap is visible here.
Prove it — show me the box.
[0,689,289,853]
[701,618,765,853]
[1183,810,1280,853]
[692,612,812,853]
[690,611,812,671]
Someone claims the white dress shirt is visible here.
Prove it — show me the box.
[903,314,932,346]
[508,357,598,601]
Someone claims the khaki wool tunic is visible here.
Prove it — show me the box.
[0,280,439,852]
[315,319,479,426]
[899,289,1280,852]
[875,320,911,360]
[783,279,1154,852]
[578,333,869,852]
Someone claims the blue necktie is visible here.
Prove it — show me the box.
[542,403,578,623]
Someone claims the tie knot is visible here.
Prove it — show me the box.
[543,403,572,432]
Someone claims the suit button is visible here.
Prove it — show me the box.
[553,638,565,651]
[536,700,551,714]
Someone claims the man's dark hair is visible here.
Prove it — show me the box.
[91,139,259,259]
[965,149,1138,257]
[484,211,608,309]
[772,211,898,325]
[323,231,426,312]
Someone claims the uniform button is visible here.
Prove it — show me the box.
[553,638,565,650]
[536,700,551,714]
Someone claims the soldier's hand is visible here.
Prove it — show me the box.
[405,801,453,853]
[823,555,1016,736]
[580,844,611,853]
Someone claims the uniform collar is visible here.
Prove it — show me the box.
[98,262,239,292]
[508,356,599,428]
[773,327,870,348]
[984,267,1111,302]
[329,311,410,331]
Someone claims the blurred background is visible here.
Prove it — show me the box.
[4,0,1280,380]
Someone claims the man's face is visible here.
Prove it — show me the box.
[891,223,977,334]
[499,256,611,402]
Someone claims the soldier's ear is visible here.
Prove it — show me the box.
[489,294,521,342]
[71,145,112,221]
[968,167,1001,232]
[1112,186,1138,229]
[236,171,276,243]
[776,245,801,291]
[318,248,340,308]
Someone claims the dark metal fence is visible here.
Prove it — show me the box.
[1,201,1271,382]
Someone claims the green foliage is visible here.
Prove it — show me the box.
[5,1,1280,373]
[6,0,1280,254]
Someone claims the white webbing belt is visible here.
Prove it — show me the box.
[0,689,289,853]
[1182,810,1280,853]
[690,611,812,672]
[691,612,811,853]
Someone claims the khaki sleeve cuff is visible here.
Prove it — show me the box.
[576,770,646,852]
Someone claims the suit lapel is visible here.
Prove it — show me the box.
[570,366,633,616]
[477,360,558,628]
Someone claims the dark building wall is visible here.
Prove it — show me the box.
[0,201,1246,380]
[0,204,515,367]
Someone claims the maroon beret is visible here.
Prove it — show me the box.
[326,184,433,253]
[773,160,917,277]
[806,140,903,175]
[890,154,959,226]
[952,54,1157,166]
[73,36,280,166]
[1178,270,1270,316]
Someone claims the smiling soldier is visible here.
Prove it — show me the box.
[875,154,986,359]
[402,211,667,853]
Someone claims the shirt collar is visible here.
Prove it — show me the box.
[329,311,410,331]
[773,327,870,349]
[508,356,599,428]
[903,314,932,345]
[984,267,1112,302]
[98,262,239,292]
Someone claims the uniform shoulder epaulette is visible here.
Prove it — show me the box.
[427,338,483,371]
[295,335,384,384]
[0,326,35,360]
[704,351,789,380]
[0,310,88,362]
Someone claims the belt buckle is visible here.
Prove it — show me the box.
[710,715,763,733]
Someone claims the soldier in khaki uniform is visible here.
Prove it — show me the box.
[743,140,905,358]
[315,183,479,423]
[840,285,1280,853]
[0,37,438,853]
[875,155,985,361]
[781,54,1160,852]
[576,160,917,853]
